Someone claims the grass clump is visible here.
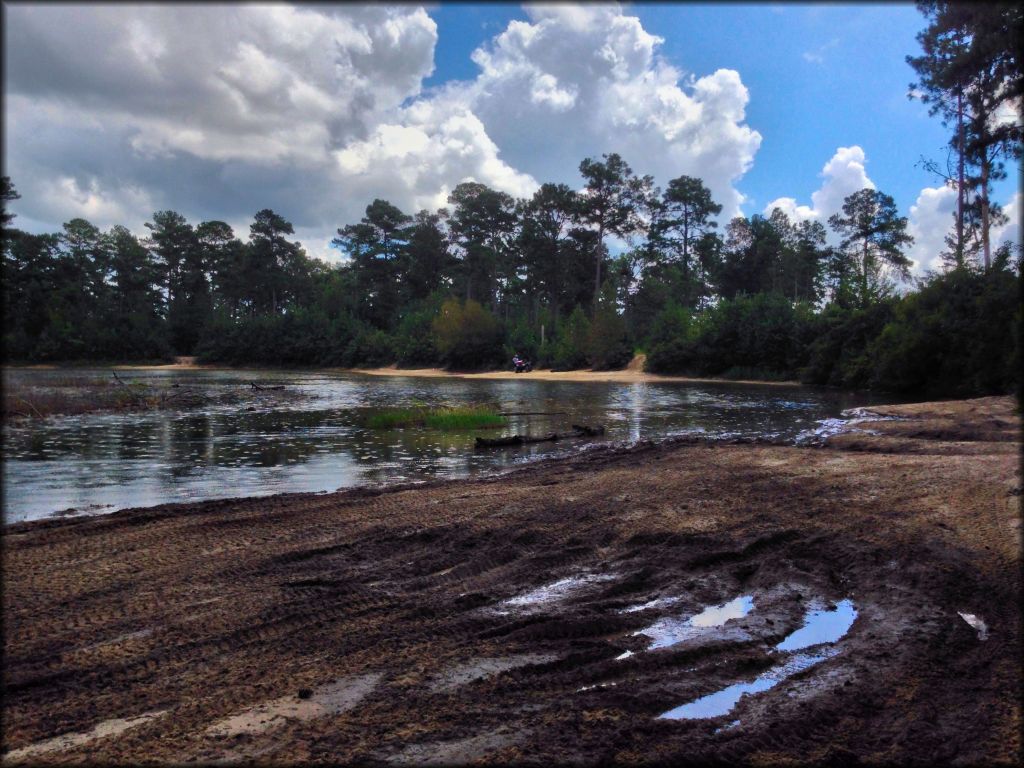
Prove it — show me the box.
[366,405,507,431]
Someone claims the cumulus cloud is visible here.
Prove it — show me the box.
[4,2,761,259]
[907,187,1021,273]
[763,146,875,226]
[459,4,762,216]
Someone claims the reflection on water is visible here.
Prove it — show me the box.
[2,368,897,524]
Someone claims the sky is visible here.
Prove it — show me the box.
[2,2,1020,276]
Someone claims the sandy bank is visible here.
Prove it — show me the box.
[346,357,800,387]
[2,396,1019,765]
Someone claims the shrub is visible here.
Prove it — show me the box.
[645,303,696,374]
[587,293,633,370]
[551,306,591,370]
[432,298,505,370]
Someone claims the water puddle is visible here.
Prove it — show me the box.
[428,655,557,692]
[577,681,619,692]
[632,595,754,651]
[205,673,381,738]
[3,710,167,760]
[657,597,857,721]
[618,596,681,614]
[658,648,840,720]
[958,611,988,640]
[774,599,857,651]
[500,573,616,612]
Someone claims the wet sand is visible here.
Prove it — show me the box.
[1,395,1020,765]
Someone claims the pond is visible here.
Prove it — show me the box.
[2,368,898,524]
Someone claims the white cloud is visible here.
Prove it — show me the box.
[763,145,875,225]
[906,186,1021,274]
[4,2,761,257]
[907,184,958,273]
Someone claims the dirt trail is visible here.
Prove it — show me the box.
[2,396,1020,765]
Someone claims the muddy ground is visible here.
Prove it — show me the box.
[2,396,1020,765]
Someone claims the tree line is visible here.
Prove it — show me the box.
[1,2,1020,398]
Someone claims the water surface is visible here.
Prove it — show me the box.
[2,368,897,524]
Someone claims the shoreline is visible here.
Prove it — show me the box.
[1,396,1019,764]
[343,363,800,387]
[6,355,801,387]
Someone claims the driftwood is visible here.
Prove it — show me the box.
[250,381,286,391]
[498,411,569,416]
[475,424,605,449]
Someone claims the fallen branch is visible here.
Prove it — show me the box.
[475,424,605,449]
[498,411,569,416]
[14,396,44,419]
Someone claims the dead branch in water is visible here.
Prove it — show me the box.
[475,424,605,449]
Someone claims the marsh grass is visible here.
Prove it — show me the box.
[366,405,507,430]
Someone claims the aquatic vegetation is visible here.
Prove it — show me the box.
[365,404,507,431]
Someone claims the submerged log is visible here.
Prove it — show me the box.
[475,425,605,449]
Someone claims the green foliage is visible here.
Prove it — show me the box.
[393,299,442,367]
[431,298,504,370]
[645,303,697,373]
[801,301,897,389]
[504,319,541,364]
[551,306,591,370]
[648,294,816,378]
[587,285,633,370]
[365,405,506,430]
[868,267,1019,396]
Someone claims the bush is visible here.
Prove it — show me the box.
[551,306,591,370]
[800,301,896,389]
[394,303,440,367]
[868,268,1020,396]
[346,328,396,367]
[685,294,816,377]
[587,294,633,370]
[432,298,505,370]
[645,303,696,374]
[504,319,541,365]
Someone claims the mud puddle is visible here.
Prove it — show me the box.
[658,598,857,721]
[498,572,616,613]
[631,595,755,652]
[205,673,381,738]
[775,599,857,651]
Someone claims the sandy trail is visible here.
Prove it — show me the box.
[1,396,1019,765]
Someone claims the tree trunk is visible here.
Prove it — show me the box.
[593,222,604,317]
[861,240,870,308]
[956,87,965,267]
[981,154,991,271]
